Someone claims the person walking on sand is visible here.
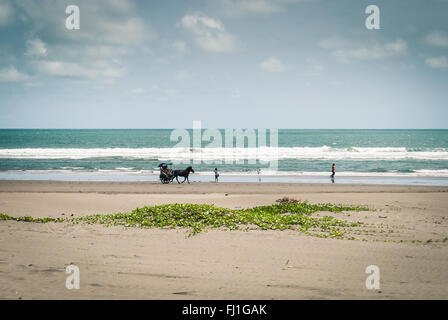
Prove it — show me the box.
[214,168,219,183]
[331,163,335,178]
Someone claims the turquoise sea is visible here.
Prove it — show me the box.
[0,129,447,185]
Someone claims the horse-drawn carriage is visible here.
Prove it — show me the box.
[158,163,194,184]
[158,162,173,184]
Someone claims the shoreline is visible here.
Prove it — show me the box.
[1,172,448,186]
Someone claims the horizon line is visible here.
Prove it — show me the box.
[0,128,447,130]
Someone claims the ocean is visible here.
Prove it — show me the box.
[1,129,447,185]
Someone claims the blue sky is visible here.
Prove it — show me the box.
[0,0,447,129]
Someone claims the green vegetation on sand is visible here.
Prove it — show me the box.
[0,201,367,238]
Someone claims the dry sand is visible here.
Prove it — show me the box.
[0,180,447,299]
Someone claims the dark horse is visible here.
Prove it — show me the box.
[173,166,195,184]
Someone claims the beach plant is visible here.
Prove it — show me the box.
[0,213,64,223]
[0,201,368,238]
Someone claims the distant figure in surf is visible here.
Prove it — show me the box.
[257,168,261,182]
[214,168,219,183]
[331,163,335,179]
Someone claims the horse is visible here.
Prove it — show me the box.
[172,166,195,184]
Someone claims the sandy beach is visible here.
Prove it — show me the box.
[1,180,448,299]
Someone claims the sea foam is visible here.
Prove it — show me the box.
[0,146,447,161]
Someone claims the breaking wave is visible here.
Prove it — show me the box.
[0,146,448,161]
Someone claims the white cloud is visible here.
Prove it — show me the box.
[0,1,14,27]
[9,0,153,81]
[14,0,154,46]
[385,39,408,54]
[424,31,448,47]
[0,66,29,82]
[180,13,237,53]
[31,60,126,79]
[260,57,285,72]
[207,0,308,18]
[330,39,408,63]
[25,38,47,56]
[425,56,448,69]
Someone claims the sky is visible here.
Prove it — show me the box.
[0,0,447,129]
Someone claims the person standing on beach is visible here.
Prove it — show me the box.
[257,168,261,182]
[331,163,335,178]
[214,168,219,183]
